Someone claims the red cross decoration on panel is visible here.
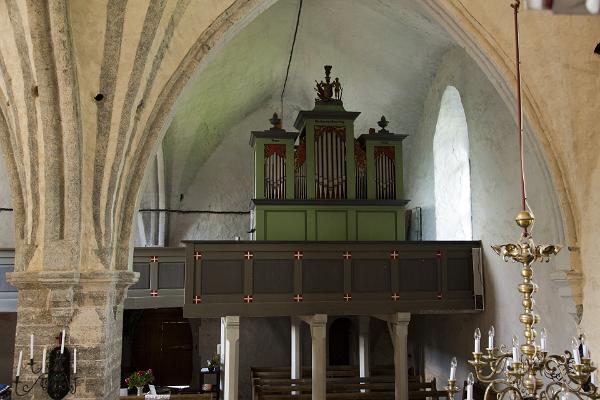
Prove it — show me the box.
[390,250,399,260]
[150,256,159,263]
[244,251,254,260]
[243,295,253,303]
[294,251,303,260]
[193,251,203,261]
[193,296,202,304]
[293,294,303,302]
[343,293,352,302]
[343,251,352,260]
[150,289,159,297]
[391,293,400,301]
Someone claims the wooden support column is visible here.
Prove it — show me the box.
[291,317,302,380]
[222,316,240,400]
[300,314,327,400]
[391,313,411,400]
[291,317,302,396]
[374,312,411,400]
[359,316,370,379]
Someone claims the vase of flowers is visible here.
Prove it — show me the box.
[125,369,154,396]
[207,354,220,372]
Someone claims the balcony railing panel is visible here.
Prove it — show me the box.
[182,241,484,318]
[0,242,484,314]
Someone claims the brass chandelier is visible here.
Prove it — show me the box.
[444,2,598,400]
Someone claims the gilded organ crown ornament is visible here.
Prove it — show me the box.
[445,2,597,400]
[314,65,343,103]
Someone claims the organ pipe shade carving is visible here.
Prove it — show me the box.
[374,146,396,200]
[264,144,286,199]
[314,126,347,199]
[295,138,307,199]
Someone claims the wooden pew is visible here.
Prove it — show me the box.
[253,376,396,400]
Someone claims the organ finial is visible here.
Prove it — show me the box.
[270,113,282,129]
[378,116,390,134]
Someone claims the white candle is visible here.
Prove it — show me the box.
[467,373,474,400]
[449,357,457,380]
[474,328,481,353]
[61,329,65,354]
[41,347,47,374]
[29,334,34,360]
[73,348,77,374]
[581,334,589,358]
[16,350,22,377]
[572,337,582,364]
[512,335,519,363]
[488,325,495,349]
[540,328,547,352]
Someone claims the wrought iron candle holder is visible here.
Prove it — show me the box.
[13,340,77,399]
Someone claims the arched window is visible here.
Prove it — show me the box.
[433,86,472,240]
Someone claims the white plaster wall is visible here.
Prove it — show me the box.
[405,46,576,385]
[166,100,278,244]
[0,149,14,247]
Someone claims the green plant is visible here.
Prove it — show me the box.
[125,369,154,389]
[207,354,220,369]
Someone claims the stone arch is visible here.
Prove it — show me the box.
[113,0,279,269]
[433,86,472,240]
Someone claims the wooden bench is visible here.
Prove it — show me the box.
[408,377,449,400]
[251,366,434,400]
[254,376,396,400]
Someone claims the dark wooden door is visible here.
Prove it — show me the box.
[125,308,193,387]
[160,321,193,385]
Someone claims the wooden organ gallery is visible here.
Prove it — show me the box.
[180,67,485,400]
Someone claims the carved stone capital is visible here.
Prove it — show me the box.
[6,270,139,325]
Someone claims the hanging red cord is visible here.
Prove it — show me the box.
[512,0,527,213]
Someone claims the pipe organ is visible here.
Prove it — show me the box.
[250,66,408,241]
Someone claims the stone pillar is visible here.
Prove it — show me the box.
[309,314,327,400]
[390,313,411,400]
[358,316,370,379]
[8,270,137,399]
[223,316,240,400]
